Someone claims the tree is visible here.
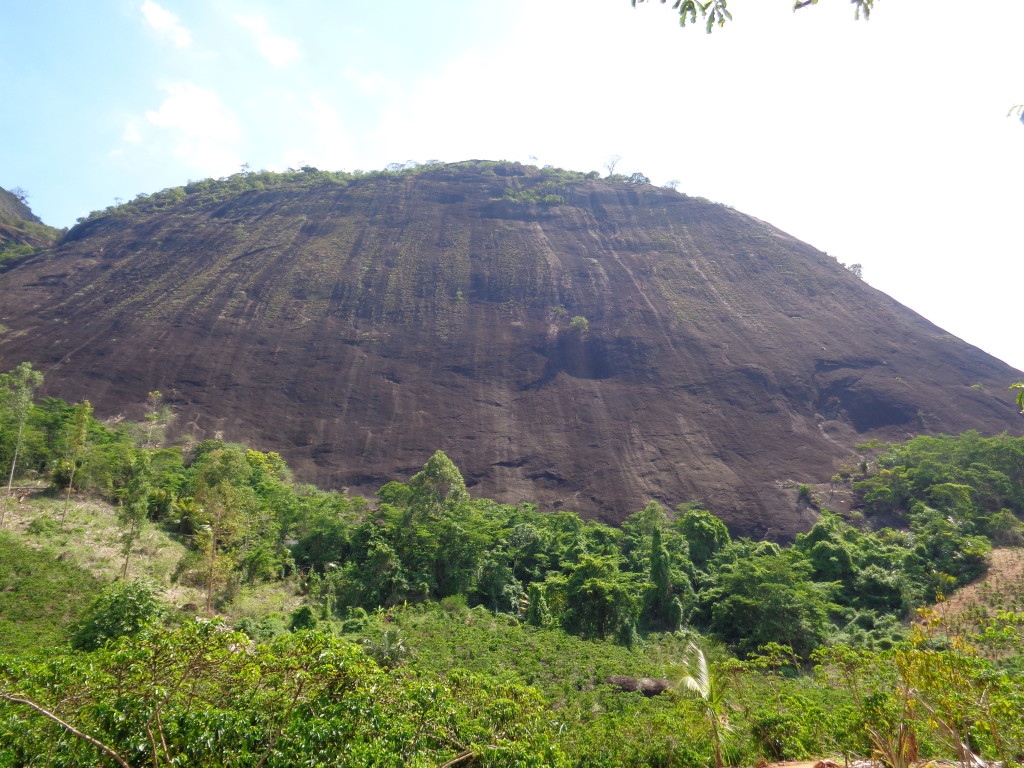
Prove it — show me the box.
[677,641,733,768]
[117,449,152,580]
[677,506,730,569]
[648,525,677,628]
[568,315,590,334]
[407,450,469,514]
[1011,383,1024,413]
[190,447,257,612]
[526,582,552,627]
[70,580,164,651]
[703,550,838,658]
[59,400,93,527]
[141,390,174,448]
[0,362,43,527]
[559,554,641,642]
[630,0,877,33]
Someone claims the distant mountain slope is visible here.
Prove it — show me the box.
[0,185,57,250]
[0,161,1019,537]
[0,186,40,223]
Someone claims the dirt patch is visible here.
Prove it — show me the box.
[931,547,1024,626]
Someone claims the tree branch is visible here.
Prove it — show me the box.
[438,750,475,768]
[0,692,132,768]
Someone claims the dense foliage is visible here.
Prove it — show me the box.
[3,364,1024,651]
[3,362,1024,766]
[2,620,565,767]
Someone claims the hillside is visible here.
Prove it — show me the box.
[0,161,1020,536]
[2,402,1024,766]
[0,186,57,251]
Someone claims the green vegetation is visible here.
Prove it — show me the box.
[72,160,597,226]
[3,362,1024,765]
[0,242,43,266]
[0,213,59,264]
[569,315,590,333]
[0,532,103,653]
[500,173,574,206]
[69,580,165,652]
[0,187,61,262]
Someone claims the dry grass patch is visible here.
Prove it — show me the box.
[928,547,1024,635]
[2,491,203,608]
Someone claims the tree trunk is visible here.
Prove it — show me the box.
[0,418,24,528]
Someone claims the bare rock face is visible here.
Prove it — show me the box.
[0,162,1020,537]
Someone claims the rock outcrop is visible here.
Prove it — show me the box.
[0,162,1019,536]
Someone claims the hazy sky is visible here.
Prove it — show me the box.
[3,0,1023,371]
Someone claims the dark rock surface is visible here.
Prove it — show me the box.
[0,163,1019,537]
[606,675,674,697]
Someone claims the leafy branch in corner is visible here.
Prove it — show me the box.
[630,0,876,33]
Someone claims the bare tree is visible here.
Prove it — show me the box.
[603,155,622,177]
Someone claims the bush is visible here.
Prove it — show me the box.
[25,516,60,536]
[569,316,590,333]
[749,708,814,760]
[288,605,318,632]
[70,580,165,651]
[236,611,287,641]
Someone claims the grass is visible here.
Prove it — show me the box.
[0,531,102,654]
[340,603,852,766]
[1,490,305,650]
[343,602,702,706]
[1,492,204,630]
[225,580,305,621]
[5,494,194,596]
[930,547,1024,634]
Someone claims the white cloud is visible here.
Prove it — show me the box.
[277,94,356,172]
[144,82,241,173]
[234,15,301,67]
[121,122,143,144]
[343,67,389,95]
[140,0,192,47]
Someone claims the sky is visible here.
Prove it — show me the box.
[2,0,1023,371]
